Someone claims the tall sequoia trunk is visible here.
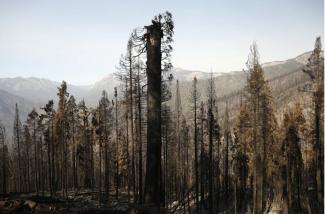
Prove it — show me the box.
[144,21,163,209]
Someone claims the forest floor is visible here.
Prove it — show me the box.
[0,189,135,213]
[0,189,290,213]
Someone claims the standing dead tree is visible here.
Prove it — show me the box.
[143,12,174,212]
[190,76,200,213]
[13,104,22,192]
[302,37,324,213]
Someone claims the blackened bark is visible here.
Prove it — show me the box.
[200,103,205,212]
[224,130,229,207]
[14,104,22,192]
[51,119,55,193]
[208,108,214,214]
[194,87,199,213]
[99,133,102,202]
[47,127,52,195]
[115,88,119,201]
[315,88,323,213]
[137,67,143,204]
[129,57,136,203]
[144,21,163,209]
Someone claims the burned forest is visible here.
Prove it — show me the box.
[0,9,324,214]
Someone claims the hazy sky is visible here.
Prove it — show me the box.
[0,0,323,85]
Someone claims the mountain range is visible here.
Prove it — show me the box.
[0,51,312,138]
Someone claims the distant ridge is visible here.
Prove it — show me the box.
[0,51,312,139]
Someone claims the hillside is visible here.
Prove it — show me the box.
[0,89,35,137]
[0,51,312,139]
[169,52,311,123]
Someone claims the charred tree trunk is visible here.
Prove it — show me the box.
[40,136,44,195]
[99,135,102,203]
[128,58,136,203]
[137,66,143,204]
[51,120,55,193]
[200,103,205,212]
[33,121,39,194]
[208,108,214,214]
[47,127,52,195]
[115,88,119,201]
[104,141,110,203]
[224,130,229,208]
[194,89,199,214]
[64,124,68,197]
[126,96,131,202]
[144,21,163,211]
[91,130,95,191]
[72,119,77,192]
[314,87,323,213]
[15,104,22,192]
